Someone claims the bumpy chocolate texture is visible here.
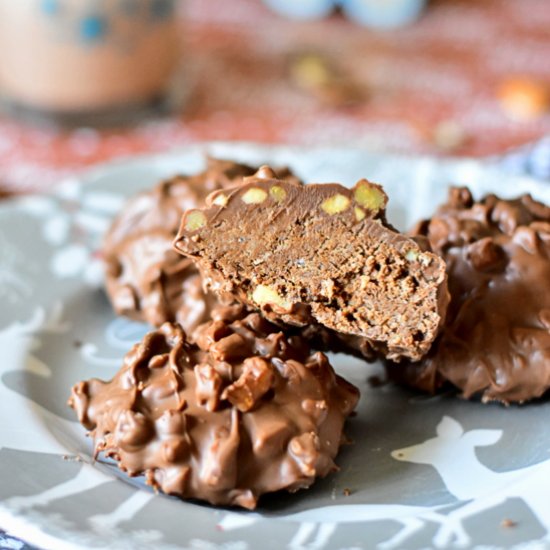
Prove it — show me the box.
[103,159,298,334]
[69,309,359,509]
[387,187,550,403]
[103,158,256,332]
[174,169,449,362]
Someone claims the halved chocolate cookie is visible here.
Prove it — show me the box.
[174,169,449,362]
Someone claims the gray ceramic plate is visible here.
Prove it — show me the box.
[1,143,550,550]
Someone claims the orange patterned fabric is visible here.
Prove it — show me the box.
[0,0,549,193]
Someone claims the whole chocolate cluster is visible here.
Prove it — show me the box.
[387,187,550,403]
[103,158,258,333]
[69,309,358,509]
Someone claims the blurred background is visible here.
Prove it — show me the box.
[0,0,549,197]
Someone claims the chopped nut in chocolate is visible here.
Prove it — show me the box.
[174,170,449,362]
[387,187,550,403]
[103,159,301,335]
[68,312,359,509]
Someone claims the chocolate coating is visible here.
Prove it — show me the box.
[387,187,550,403]
[69,311,359,509]
[103,159,300,334]
[174,172,449,362]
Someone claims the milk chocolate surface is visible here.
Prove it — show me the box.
[174,171,449,362]
[103,158,259,333]
[69,309,359,509]
[387,187,550,403]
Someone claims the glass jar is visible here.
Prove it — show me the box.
[0,0,181,125]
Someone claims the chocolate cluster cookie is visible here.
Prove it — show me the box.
[103,158,257,333]
[174,170,449,362]
[387,187,550,403]
[69,309,359,509]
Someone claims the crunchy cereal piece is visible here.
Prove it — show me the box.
[221,357,274,412]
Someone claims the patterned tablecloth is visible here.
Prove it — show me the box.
[0,0,549,195]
